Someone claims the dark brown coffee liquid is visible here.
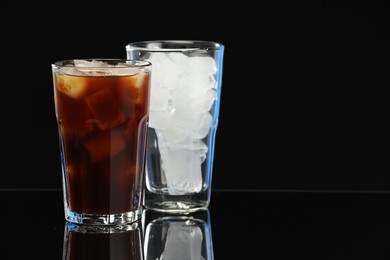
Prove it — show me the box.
[54,72,150,214]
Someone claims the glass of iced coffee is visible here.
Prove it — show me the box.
[51,59,151,225]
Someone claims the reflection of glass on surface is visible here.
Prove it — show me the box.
[143,209,214,260]
[62,221,144,260]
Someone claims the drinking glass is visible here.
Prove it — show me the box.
[52,59,151,225]
[126,40,224,212]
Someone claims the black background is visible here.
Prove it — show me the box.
[1,0,390,192]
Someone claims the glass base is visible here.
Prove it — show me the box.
[65,209,143,225]
[65,221,140,233]
[144,200,208,213]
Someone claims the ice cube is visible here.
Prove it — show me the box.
[167,52,189,63]
[170,92,198,130]
[156,135,208,165]
[74,59,110,68]
[175,73,216,98]
[167,95,214,139]
[117,72,149,116]
[83,128,126,162]
[191,88,216,113]
[157,126,188,145]
[73,59,116,76]
[149,110,173,130]
[160,147,203,195]
[172,56,217,98]
[150,87,171,111]
[159,138,208,155]
[85,88,126,130]
[160,222,204,260]
[148,53,177,89]
[187,56,217,75]
[57,95,96,137]
[191,112,213,139]
[56,73,90,99]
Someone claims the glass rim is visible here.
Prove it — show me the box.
[52,58,152,69]
[125,40,224,52]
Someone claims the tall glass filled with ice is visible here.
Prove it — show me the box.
[126,40,224,212]
[51,59,151,225]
